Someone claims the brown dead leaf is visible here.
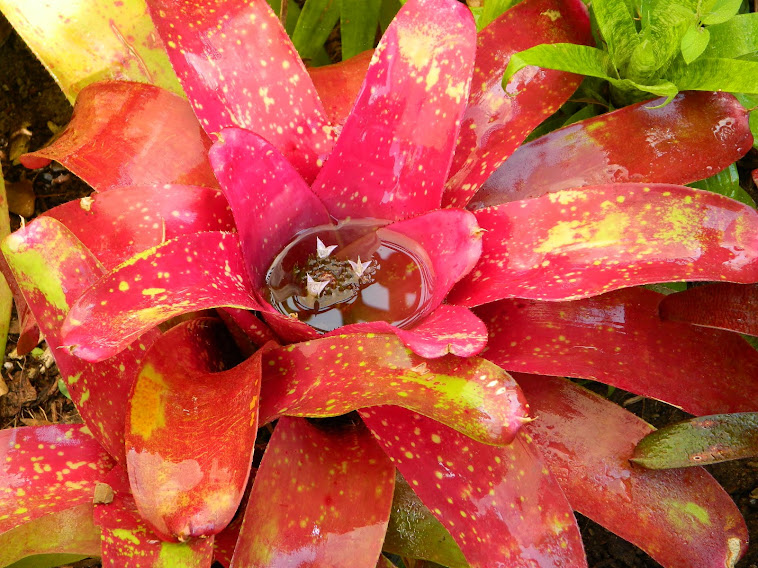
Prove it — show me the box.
[6,177,36,217]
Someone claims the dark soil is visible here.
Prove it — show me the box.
[0,13,756,568]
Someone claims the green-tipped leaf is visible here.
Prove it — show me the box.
[632,413,758,468]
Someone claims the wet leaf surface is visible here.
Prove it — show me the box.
[21,82,216,191]
[259,333,527,446]
[231,417,394,568]
[472,92,753,208]
[383,473,468,568]
[125,318,270,541]
[443,0,592,207]
[327,304,488,358]
[451,184,758,306]
[148,0,331,182]
[518,375,748,568]
[659,282,758,336]
[633,412,758,469]
[311,0,475,221]
[361,406,587,568]
[477,287,758,415]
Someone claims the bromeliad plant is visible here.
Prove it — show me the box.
[2,0,758,566]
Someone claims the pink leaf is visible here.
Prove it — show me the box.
[450,184,758,306]
[308,50,373,125]
[21,81,217,191]
[327,304,488,358]
[659,282,758,336]
[361,407,588,568]
[147,0,331,182]
[259,333,528,445]
[125,318,270,540]
[45,185,234,269]
[2,217,160,461]
[95,466,215,565]
[472,92,754,208]
[518,375,748,568]
[477,287,758,415]
[385,209,481,311]
[0,425,114,534]
[230,417,394,568]
[61,231,260,362]
[311,0,476,221]
[208,127,332,287]
[443,0,592,207]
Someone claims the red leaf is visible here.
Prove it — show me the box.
[45,185,234,269]
[518,375,748,568]
[147,0,331,182]
[477,287,758,415]
[443,0,592,207]
[21,81,216,191]
[61,231,260,362]
[361,407,587,568]
[472,92,754,208]
[0,503,101,566]
[308,50,373,125]
[450,184,758,306]
[208,127,332,287]
[218,308,278,348]
[125,318,269,540]
[632,412,758,469]
[95,466,215,565]
[311,0,476,221]
[2,217,160,461]
[659,282,758,336]
[259,333,528,446]
[327,304,488,358]
[0,425,114,533]
[230,417,394,568]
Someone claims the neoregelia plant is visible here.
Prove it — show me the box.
[1,0,758,566]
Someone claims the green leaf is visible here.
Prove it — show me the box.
[689,163,755,207]
[734,92,758,149]
[340,0,381,60]
[502,43,679,103]
[0,172,11,362]
[628,0,695,82]
[267,0,303,35]
[379,0,402,31]
[591,0,640,71]
[666,56,758,93]
[0,0,182,102]
[632,412,758,468]
[681,24,710,63]
[701,0,743,26]
[704,13,758,58]
[292,0,341,61]
[561,103,600,127]
[479,0,519,30]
